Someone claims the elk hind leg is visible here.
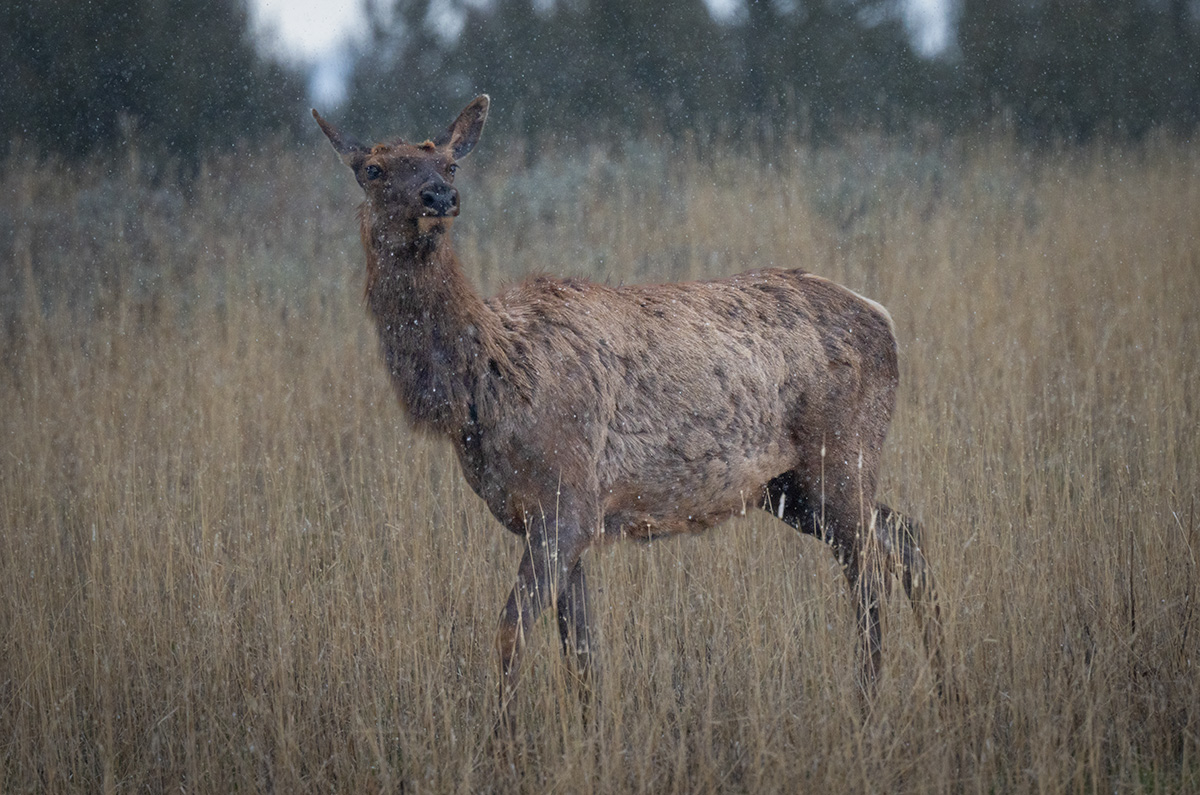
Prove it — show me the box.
[877,503,948,695]
[851,526,889,696]
[765,471,886,694]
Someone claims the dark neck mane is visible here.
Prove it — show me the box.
[363,225,512,433]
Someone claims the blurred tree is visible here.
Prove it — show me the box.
[346,0,727,141]
[0,0,305,162]
[344,0,931,144]
[341,0,1199,146]
[738,0,927,137]
[958,0,1200,141]
[341,0,454,136]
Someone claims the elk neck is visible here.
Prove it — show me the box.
[363,225,501,433]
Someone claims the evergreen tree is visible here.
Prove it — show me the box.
[958,0,1200,141]
[0,0,305,161]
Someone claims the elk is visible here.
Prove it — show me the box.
[314,96,946,724]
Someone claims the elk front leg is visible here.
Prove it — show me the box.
[556,557,593,705]
[495,526,587,734]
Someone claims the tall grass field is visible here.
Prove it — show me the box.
[2,130,1198,792]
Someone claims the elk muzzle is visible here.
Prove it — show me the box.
[420,180,459,217]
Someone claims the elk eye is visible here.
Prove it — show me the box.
[364,164,383,181]
[448,163,458,177]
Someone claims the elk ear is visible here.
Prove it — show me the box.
[312,109,367,168]
[434,95,489,160]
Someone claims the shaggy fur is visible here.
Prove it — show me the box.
[314,96,946,723]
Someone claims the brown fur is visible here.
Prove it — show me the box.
[314,97,947,725]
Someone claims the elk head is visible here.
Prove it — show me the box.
[313,96,489,247]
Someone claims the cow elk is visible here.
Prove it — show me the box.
[314,96,946,728]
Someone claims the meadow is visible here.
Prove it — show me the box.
[2,128,1198,793]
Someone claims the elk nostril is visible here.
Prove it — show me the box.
[421,185,458,214]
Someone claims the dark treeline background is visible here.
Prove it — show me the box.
[1,0,306,163]
[3,0,1198,163]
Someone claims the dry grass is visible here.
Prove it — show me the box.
[2,131,1198,793]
